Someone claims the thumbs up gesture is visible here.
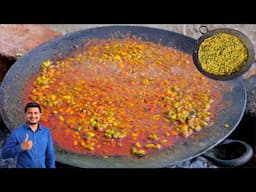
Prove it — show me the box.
[21,134,33,151]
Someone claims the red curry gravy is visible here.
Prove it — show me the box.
[22,38,224,157]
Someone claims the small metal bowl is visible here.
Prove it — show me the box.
[192,26,255,81]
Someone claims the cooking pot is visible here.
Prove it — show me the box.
[192,26,255,81]
[0,26,247,167]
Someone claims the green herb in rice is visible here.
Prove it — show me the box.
[198,33,248,76]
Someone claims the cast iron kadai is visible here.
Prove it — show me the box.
[192,25,255,81]
[0,26,248,168]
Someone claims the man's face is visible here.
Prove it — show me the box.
[25,107,41,125]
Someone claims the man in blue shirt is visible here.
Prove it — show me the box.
[2,102,55,168]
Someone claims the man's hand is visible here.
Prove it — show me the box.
[21,134,33,151]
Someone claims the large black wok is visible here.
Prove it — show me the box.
[0,26,246,168]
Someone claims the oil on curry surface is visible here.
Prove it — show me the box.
[22,37,226,158]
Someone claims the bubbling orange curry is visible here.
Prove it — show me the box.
[22,38,223,157]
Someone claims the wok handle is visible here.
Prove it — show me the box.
[199,25,209,35]
[202,139,253,167]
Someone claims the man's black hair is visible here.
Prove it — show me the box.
[24,102,42,113]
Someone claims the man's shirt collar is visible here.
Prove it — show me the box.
[25,123,42,131]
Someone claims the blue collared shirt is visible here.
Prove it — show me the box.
[2,123,55,168]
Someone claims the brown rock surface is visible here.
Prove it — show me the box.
[0,24,60,59]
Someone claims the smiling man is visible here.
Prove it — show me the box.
[1,102,55,168]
